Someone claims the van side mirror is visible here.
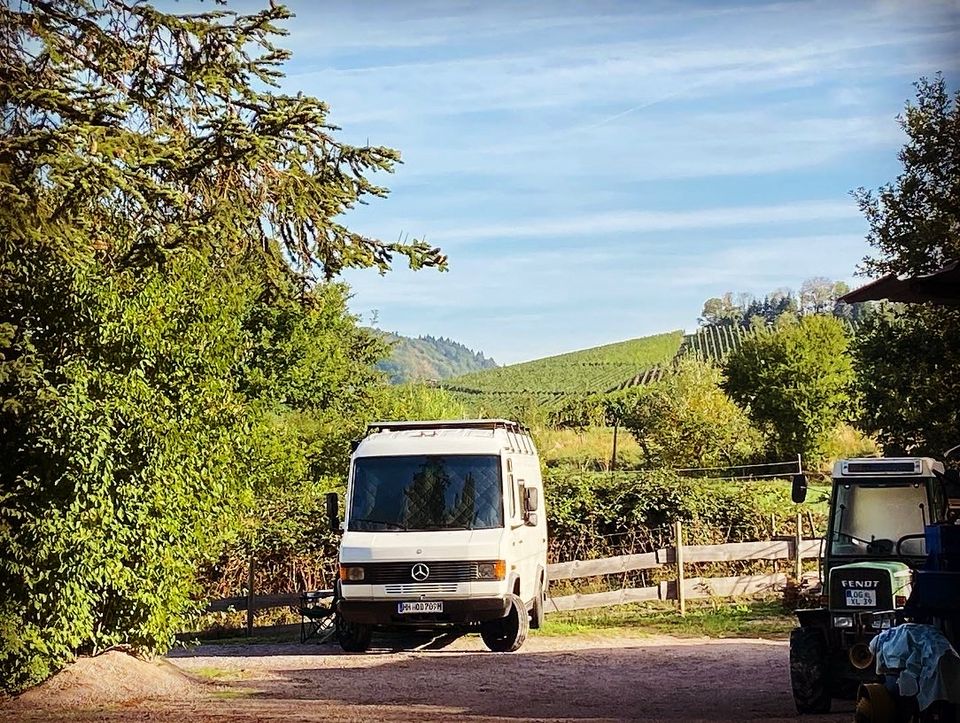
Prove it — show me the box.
[791,474,808,504]
[523,486,539,513]
[325,491,340,533]
[525,512,538,527]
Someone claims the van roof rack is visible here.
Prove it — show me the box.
[366,419,528,435]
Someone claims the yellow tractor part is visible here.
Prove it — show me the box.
[854,683,897,723]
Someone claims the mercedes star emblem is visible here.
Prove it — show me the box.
[411,563,430,581]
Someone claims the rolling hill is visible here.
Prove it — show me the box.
[375,332,497,384]
[443,331,684,409]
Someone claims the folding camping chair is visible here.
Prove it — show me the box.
[299,589,338,644]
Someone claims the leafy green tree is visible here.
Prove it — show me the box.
[723,315,856,465]
[854,305,960,456]
[699,293,741,327]
[611,359,764,469]
[848,75,960,456]
[0,0,442,692]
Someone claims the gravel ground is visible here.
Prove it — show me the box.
[4,632,855,722]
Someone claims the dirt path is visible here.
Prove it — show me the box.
[4,632,854,722]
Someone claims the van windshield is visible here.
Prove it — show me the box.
[349,455,503,532]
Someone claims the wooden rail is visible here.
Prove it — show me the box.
[206,520,825,626]
[548,517,822,613]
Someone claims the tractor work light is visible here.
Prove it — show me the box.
[833,615,854,628]
[339,566,365,581]
[477,560,506,580]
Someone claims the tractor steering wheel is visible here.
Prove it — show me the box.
[895,533,926,558]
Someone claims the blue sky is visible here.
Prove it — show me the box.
[268,0,959,364]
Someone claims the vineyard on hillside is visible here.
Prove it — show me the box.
[443,331,683,412]
[444,321,859,417]
[679,319,859,363]
[678,325,765,362]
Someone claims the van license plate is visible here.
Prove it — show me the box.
[845,589,876,607]
[397,601,443,614]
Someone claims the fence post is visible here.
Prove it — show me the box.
[246,551,256,637]
[675,520,686,616]
[610,423,619,472]
[794,512,803,582]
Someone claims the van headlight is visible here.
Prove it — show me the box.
[339,565,365,582]
[833,615,854,628]
[476,561,506,580]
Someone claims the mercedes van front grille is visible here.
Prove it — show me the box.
[345,561,492,585]
[384,583,460,595]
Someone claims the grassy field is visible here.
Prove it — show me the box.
[536,599,797,640]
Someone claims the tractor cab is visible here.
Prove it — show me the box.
[789,457,952,714]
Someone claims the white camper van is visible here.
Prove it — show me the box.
[330,419,548,653]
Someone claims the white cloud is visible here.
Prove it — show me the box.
[431,200,860,242]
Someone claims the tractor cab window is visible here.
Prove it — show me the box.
[830,480,929,557]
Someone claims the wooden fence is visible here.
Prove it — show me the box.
[206,517,824,629]
[547,519,822,614]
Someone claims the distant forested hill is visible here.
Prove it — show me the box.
[375,332,497,383]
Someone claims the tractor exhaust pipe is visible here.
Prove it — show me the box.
[849,642,874,670]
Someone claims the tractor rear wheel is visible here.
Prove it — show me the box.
[790,626,832,714]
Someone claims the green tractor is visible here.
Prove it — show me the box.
[789,457,958,714]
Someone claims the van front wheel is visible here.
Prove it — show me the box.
[480,594,528,652]
[337,619,372,653]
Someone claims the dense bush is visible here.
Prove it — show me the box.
[543,470,826,563]
[0,0,442,693]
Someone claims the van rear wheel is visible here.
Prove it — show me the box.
[529,579,545,630]
[481,594,528,652]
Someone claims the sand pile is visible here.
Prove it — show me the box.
[11,650,198,709]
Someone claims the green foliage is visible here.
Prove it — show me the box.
[0,0,438,693]
[850,76,960,456]
[374,383,467,421]
[854,76,960,278]
[608,359,764,469]
[0,253,263,691]
[723,315,857,465]
[853,306,960,456]
[375,333,496,384]
[199,476,346,601]
[544,470,825,561]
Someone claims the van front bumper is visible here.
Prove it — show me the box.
[339,596,511,626]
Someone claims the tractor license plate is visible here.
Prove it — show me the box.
[397,601,443,614]
[845,589,876,607]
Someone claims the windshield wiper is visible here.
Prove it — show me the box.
[352,517,407,530]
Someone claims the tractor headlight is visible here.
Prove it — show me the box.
[833,615,854,628]
[870,611,896,630]
[476,560,506,580]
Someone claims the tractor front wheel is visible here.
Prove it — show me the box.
[790,626,832,714]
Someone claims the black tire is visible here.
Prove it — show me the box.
[337,618,372,652]
[790,626,832,714]
[529,578,545,630]
[480,593,528,652]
